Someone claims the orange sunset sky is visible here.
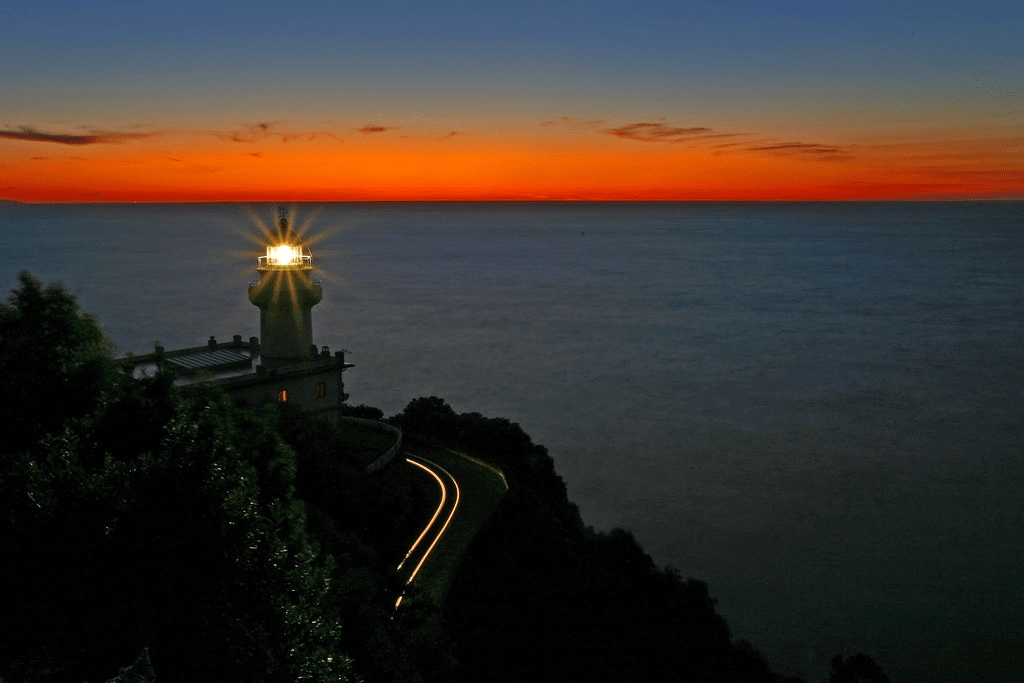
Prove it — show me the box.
[2,1,1022,202]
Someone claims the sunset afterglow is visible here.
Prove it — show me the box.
[2,1,1021,202]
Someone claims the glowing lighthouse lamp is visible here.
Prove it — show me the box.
[248,218,323,366]
[259,243,312,268]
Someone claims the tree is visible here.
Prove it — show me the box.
[829,653,890,683]
[2,379,356,680]
[397,396,459,441]
[0,272,116,455]
[0,274,355,682]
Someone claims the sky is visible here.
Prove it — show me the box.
[1,0,1022,202]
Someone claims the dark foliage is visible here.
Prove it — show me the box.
[340,403,386,420]
[0,274,886,683]
[399,396,793,683]
[0,272,115,454]
[0,274,460,683]
[0,374,354,681]
[278,402,455,683]
[828,653,891,683]
[1,275,404,682]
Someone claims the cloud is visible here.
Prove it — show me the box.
[213,122,341,144]
[743,141,855,161]
[218,122,277,143]
[601,122,714,143]
[573,116,854,162]
[926,169,1024,180]
[539,116,605,128]
[356,125,398,134]
[30,154,87,161]
[437,131,459,141]
[0,126,157,145]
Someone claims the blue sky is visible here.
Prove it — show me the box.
[2,0,1021,200]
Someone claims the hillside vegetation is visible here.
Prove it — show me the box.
[396,397,795,683]
[0,273,887,683]
[0,273,446,682]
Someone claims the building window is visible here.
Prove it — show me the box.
[316,382,327,399]
[278,390,287,402]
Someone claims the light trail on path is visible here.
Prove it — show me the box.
[394,454,461,608]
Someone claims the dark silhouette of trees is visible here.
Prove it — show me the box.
[399,397,793,683]
[0,272,115,454]
[0,274,887,683]
[1,381,355,681]
[828,653,890,683]
[341,403,385,420]
[1,274,456,683]
[0,274,356,682]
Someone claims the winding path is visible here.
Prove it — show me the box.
[394,453,461,608]
[393,449,508,608]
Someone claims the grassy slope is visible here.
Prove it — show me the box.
[403,441,508,605]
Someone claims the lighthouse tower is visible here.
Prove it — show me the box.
[248,217,323,365]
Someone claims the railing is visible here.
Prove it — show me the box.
[257,253,312,268]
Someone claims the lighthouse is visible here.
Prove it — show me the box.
[122,209,353,423]
[248,216,323,365]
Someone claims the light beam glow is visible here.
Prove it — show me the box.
[268,244,301,266]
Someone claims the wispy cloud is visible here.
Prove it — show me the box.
[926,169,1024,180]
[743,141,855,161]
[598,119,851,160]
[601,122,714,142]
[356,124,398,134]
[0,126,157,145]
[437,131,459,141]
[540,116,605,128]
[214,122,339,144]
[219,122,279,143]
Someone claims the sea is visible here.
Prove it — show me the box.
[2,201,1022,682]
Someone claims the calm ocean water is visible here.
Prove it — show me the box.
[3,201,1022,682]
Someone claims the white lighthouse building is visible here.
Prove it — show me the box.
[248,216,323,365]
[126,213,353,422]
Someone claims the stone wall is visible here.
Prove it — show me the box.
[342,417,403,473]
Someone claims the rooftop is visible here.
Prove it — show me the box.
[125,335,353,387]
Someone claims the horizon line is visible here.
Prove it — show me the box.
[4,198,1023,205]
